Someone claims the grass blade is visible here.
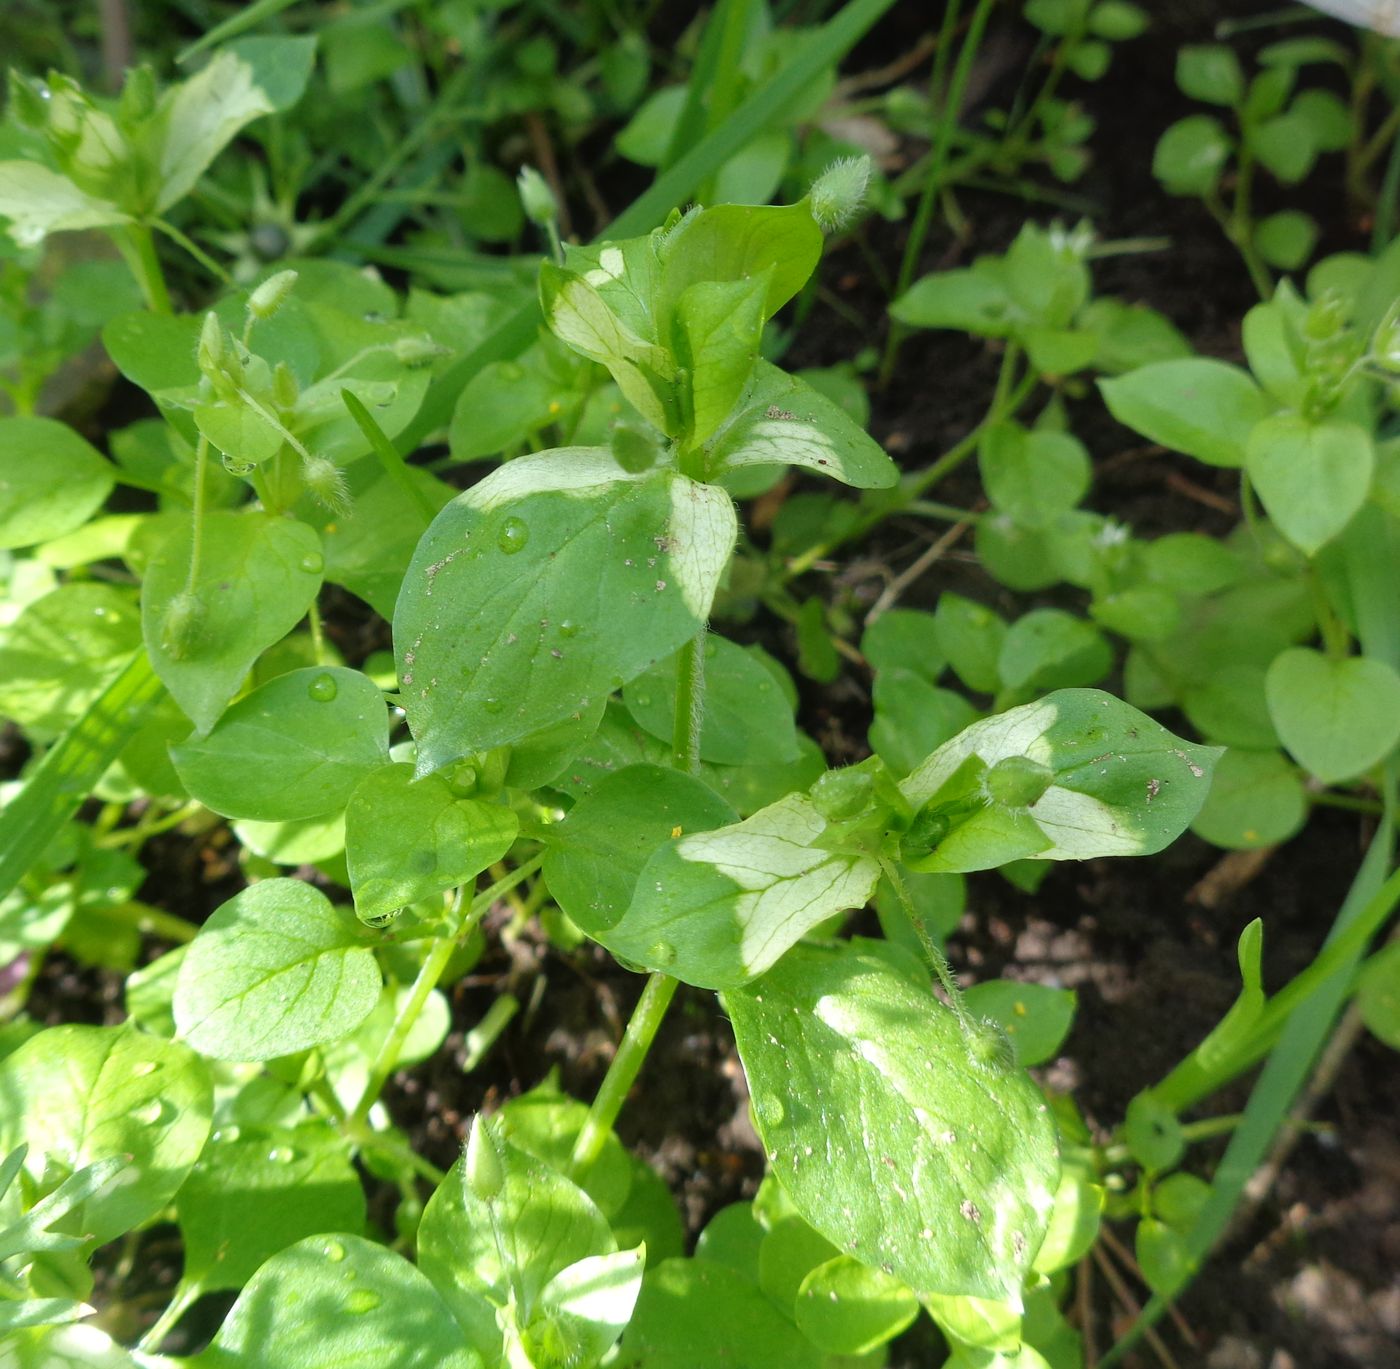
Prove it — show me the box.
[0,652,165,905]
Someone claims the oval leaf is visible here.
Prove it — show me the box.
[1265,647,1400,784]
[394,451,736,773]
[174,879,382,1060]
[726,943,1060,1307]
[345,763,519,922]
[0,1025,211,1244]
[600,793,882,989]
[171,667,389,821]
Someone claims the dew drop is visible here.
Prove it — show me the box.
[648,940,676,966]
[300,551,324,574]
[267,1145,296,1164]
[346,1288,381,1314]
[324,1240,347,1263]
[134,1099,167,1126]
[559,620,579,638]
[755,1093,785,1125]
[497,516,529,555]
[131,1060,158,1077]
[482,697,504,715]
[307,673,338,703]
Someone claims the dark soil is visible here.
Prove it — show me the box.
[12,1,1400,1366]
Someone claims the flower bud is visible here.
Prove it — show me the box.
[517,165,557,226]
[197,311,224,376]
[246,268,298,322]
[968,1018,1016,1073]
[391,334,447,367]
[159,591,207,660]
[272,361,299,410]
[464,1114,505,1202]
[301,454,351,515]
[809,155,872,233]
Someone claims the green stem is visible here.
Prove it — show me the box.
[878,855,973,1032]
[1228,143,1273,300]
[348,856,543,1130]
[569,972,679,1179]
[184,435,209,595]
[1308,566,1350,660]
[308,598,327,665]
[95,898,200,944]
[115,222,173,315]
[152,216,231,284]
[672,629,708,775]
[136,1278,201,1353]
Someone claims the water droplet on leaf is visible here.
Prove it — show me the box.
[324,1240,347,1262]
[346,1288,381,1313]
[307,673,338,702]
[497,517,529,554]
[648,940,676,966]
[300,551,324,574]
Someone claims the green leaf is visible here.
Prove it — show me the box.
[226,35,318,111]
[543,763,738,938]
[345,763,519,923]
[598,793,882,989]
[623,635,798,766]
[861,608,946,681]
[1100,359,1271,468]
[1247,111,1317,184]
[1152,115,1233,196]
[171,667,388,821]
[313,457,452,620]
[1246,414,1373,556]
[173,879,382,1060]
[142,511,324,732]
[1175,45,1245,105]
[727,942,1059,1306]
[657,200,824,327]
[394,451,735,772]
[0,1025,211,1244]
[935,593,1007,694]
[621,1258,823,1368]
[979,424,1090,530]
[193,399,285,468]
[1357,943,1400,1051]
[190,1234,481,1369]
[0,584,141,735]
[0,161,130,247]
[155,50,279,210]
[1254,210,1319,271]
[704,362,896,489]
[674,275,766,444]
[539,264,678,432]
[870,670,979,776]
[890,269,1013,337]
[0,418,115,550]
[962,981,1077,1068]
[997,609,1112,692]
[1190,748,1307,849]
[794,1255,919,1355]
[527,1248,646,1368]
[177,1124,366,1294]
[418,1143,616,1359]
[1135,1217,1192,1297]
[900,689,1220,870]
[1265,647,1400,784]
[1122,1093,1183,1174]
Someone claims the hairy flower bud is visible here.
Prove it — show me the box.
[517,165,557,226]
[391,334,447,367]
[301,453,351,515]
[809,155,872,233]
[246,268,298,322]
[464,1114,504,1202]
